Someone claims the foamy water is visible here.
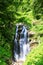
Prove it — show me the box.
[14,25,30,62]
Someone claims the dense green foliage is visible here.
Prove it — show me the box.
[33,0,43,19]
[0,0,43,65]
[0,0,15,65]
[23,43,43,65]
[23,19,43,65]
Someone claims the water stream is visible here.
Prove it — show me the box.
[14,24,30,62]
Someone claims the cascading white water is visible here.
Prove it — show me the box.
[14,24,30,62]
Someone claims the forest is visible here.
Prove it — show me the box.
[0,0,43,65]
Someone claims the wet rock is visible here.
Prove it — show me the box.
[28,31,36,37]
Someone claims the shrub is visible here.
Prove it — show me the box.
[23,43,43,65]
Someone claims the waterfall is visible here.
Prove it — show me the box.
[14,24,30,61]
